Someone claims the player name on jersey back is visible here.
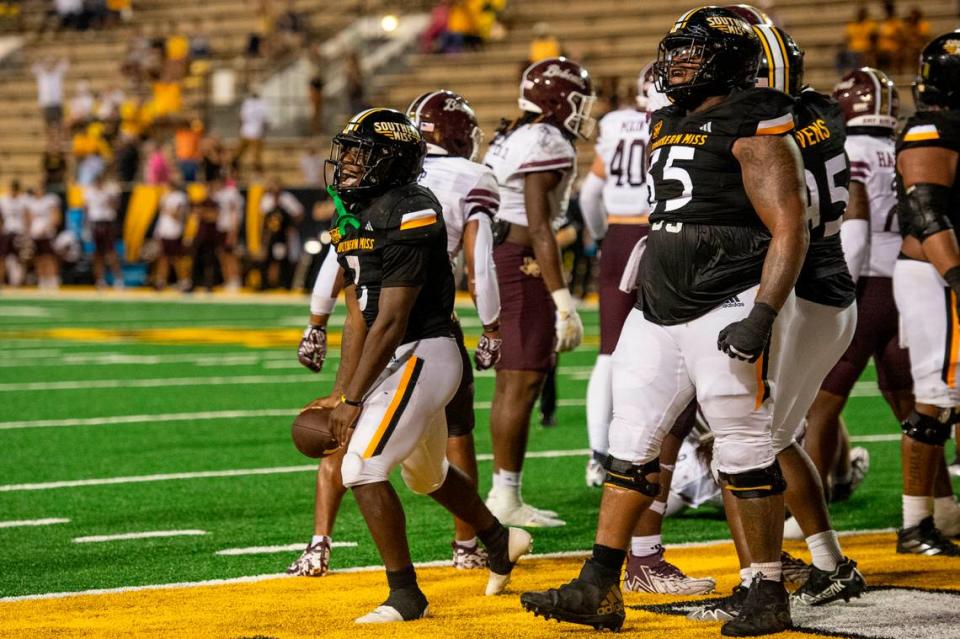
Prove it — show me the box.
[847,131,900,278]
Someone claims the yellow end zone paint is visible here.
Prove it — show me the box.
[0,533,955,639]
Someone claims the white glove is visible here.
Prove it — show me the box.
[552,288,583,352]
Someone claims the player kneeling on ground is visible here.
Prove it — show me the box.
[308,108,531,623]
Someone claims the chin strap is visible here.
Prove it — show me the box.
[327,185,361,236]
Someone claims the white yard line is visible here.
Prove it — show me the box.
[0,450,593,493]
[73,530,207,544]
[215,541,357,556]
[0,528,896,603]
[0,373,316,392]
[0,518,70,528]
[0,409,300,431]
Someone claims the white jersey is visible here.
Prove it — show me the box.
[213,185,244,232]
[84,185,118,223]
[28,194,60,239]
[0,194,29,234]
[155,190,188,240]
[594,108,653,216]
[484,122,576,228]
[847,133,900,279]
[420,154,500,260]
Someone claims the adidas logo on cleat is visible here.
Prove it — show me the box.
[597,588,624,616]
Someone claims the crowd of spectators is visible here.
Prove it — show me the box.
[839,1,930,74]
[420,0,508,53]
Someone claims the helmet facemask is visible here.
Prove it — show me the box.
[655,37,721,110]
[564,91,597,139]
[325,136,393,202]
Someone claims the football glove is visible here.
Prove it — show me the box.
[552,288,584,352]
[474,331,502,370]
[717,303,777,363]
[297,325,327,373]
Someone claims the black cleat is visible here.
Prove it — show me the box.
[721,577,791,637]
[791,557,866,606]
[780,551,811,585]
[897,516,960,556]
[520,560,625,631]
[687,584,749,621]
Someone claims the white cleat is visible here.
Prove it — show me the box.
[485,527,533,596]
[585,458,606,488]
[355,605,428,624]
[783,515,804,540]
[486,490,565,528]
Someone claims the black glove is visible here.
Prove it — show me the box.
[717,303,777,363]
[297,325,327,373]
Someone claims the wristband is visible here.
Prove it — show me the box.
[945,266,960,294]
[340,394,362,407]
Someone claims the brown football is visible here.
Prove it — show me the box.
[291,405,341,458]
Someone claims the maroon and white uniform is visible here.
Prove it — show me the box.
[484,122,576,371]
[84,184,119,256]
[213,184,244,249]
[28,193,60,255]
[0,192,28,257]
[821,132,911,396]
[155,190,188,256]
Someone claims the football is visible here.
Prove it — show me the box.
[291,405,341,458]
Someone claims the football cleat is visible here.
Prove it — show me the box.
[585,458,606,488]
[485,489,565,528]
[520,560,625,631]
[687,585,749,621]
[355,603,429,624]
[832,447,870,502]
[486,527,533,596]
[285,539,330,577]
[897,516,960,555]
[721,576,792,636]
[623,548,716,595]
[780,551,812,585]
[791,557,866,606]
[452,540,488,570]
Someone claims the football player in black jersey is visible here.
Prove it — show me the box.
[694,24,865,616]
[314,108,532,623]
[891,32,960,557]
[521,8,808,635]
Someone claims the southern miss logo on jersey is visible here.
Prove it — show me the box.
[793,118,834,149]
[706,15,750,35]
[651,132,709,150]
[336,236,375,253]
[373,120,420,142]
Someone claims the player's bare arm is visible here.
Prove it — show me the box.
[313,283,365,410]
[330,285,420,443]
[523,170,566,293]
[897,146,960,273]
[735,134,809,311]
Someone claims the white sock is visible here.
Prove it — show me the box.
[492,469,521,490]
[630,534,662,558]
[751,561,782,582]
[903,495,932,528]
[934,496,959,517]
[455,536,477,548]
[310,534,330,546]
[739,567,753,588]
[586,354,613,455]
[805,530,843,571]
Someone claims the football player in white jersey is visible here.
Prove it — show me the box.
[482,57,594,528]
[579,63,655,488]
[26,185,61,289]
[287,90,503,576]
[0,180,29,287]
[210,173,244,292]
[153,182,190,291]
[805,69,911,504]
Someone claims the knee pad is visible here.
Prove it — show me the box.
[901,410,952,446]
[602,456,660,497]
[340,451,367,488]
[719,461,786,499]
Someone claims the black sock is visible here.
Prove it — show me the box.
[591,544,626,576]
[478,522,511,574]
[383,565,427,620]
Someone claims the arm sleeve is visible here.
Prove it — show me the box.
[845,139,873,184]
[381,242,428,288]
[310,247,342,316]
[579,171,607,241]
[840,218,869,283]
[471,214,500,326]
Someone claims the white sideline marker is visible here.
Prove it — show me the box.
[0,373,314,393]
[216,541,358,556]
[73,530,208,544]
[0,518,70,529]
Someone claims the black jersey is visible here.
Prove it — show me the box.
[896,109,960,241]
[334,183,454,345]
[638,88,796,325]
[793,89,856,308]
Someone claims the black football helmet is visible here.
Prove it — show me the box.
[753,25,804,96]
[326,108,426,203]
[913,31,960,110]
[654,6,762,110]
